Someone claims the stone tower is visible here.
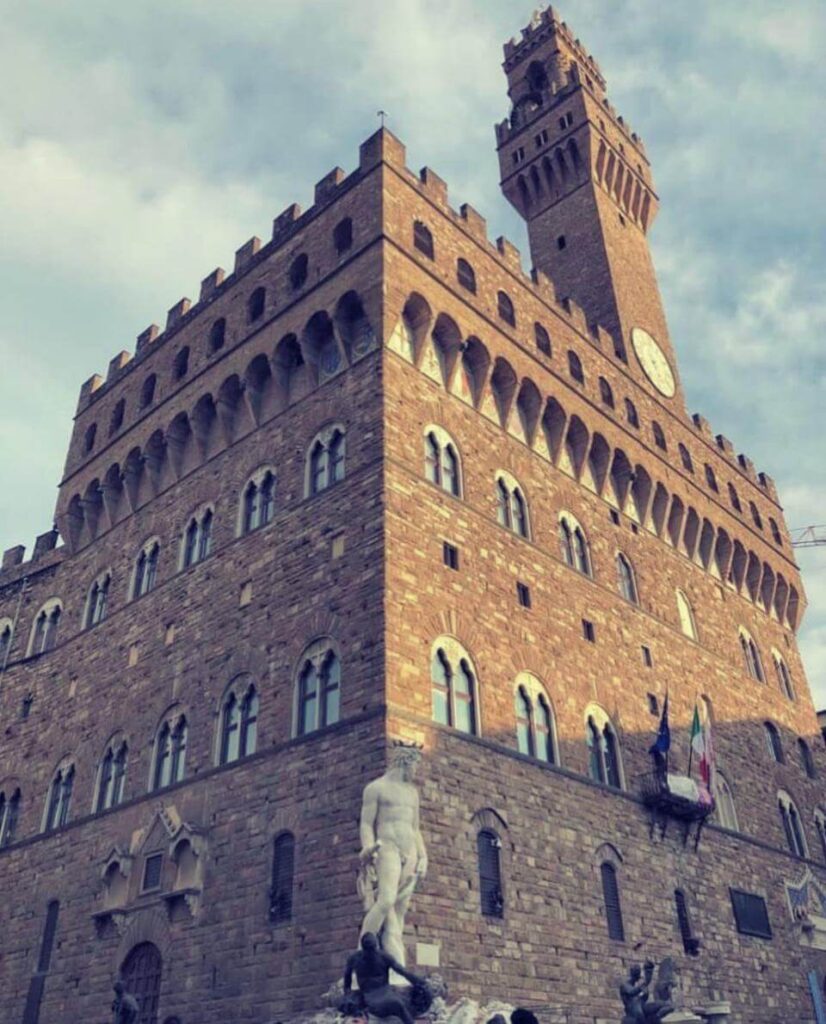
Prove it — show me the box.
[496,7,681,406]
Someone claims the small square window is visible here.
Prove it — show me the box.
[730,889,772,939]
[642,645,653,668]
[443,542,459,571]
[630,523,639,535]
[142,853,164,893]
[517,582,531,609]
[566,111,574,127]
[609,509,620,526]
[21,693,33,720]
[647,693,659,716]
[557,235,567,251]
[582,619,595,643]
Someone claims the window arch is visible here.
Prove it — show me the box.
[559,512,591,576]
[534,322,552,356]
[598,377,614,408]
[95,738,128,812]
[740,628,765,682]
[457,258,477,293]
[248,286,266,322]
[0,787,21,847]
[431,638,479,736]
[270,831,295,923]
[209,317,226,353]
[678,443,694,473]
[713,771,739,831]
[764,721,784,763]
[728,483,742,513]
[294,639,341,737]
[600,861,625,940]
[140,374,157,409]
[333,217,353,255]
[514,674,557,764]
[815,809,826,864]
[477,828,504,917]
[173,346,189,381]
[219,677,259,765]
[798,738,816,779]
[83,422,97,454]
[288,253,309,290]
[652,421,667,451]
[306,423,346,497]
[704,464,719,492]
[240,467,276,535]
[109,398,126,436]
[424,427,461,497]
[133,539,160,599]
[624,398,639,429]
[43,760,74,832]
[568,349,584,385]
[749,501,763,530]
[181,506,214,569]
[0,619,11,666]
[676,590,697,641]
[778,790,808,858]
[769,518,782,546]
[28,599,62,656]
[151,713,188,791]
[84,571,111,629]
[495,472,529,538]
[497,291,516,327]
[772,650,795,701]
[586,707,623,789]
[616,553,638,604]
[413,221,434,259]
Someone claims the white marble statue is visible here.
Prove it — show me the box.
[357,743,427,966]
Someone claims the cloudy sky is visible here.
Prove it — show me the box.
[1,1,824,703]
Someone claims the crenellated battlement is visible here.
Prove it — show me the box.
[0,528,62,585]
[503,7,604,87]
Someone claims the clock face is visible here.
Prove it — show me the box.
[631,327,676,398]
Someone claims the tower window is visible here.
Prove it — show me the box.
[295,645,341,737]
[624,398,639,429]
[556,235,567,250]
[209,317,226,352]
[599,377,614,408]
[647,692,658,715]
[140,374,157,409]
[173,346,189,381]
[442,542,459,571]
[430,642,478,736]
[457,258,477,294]
[109,398,125,436]
[83,423,97,454]
[497,291,516,327]
[413,221,434,259]
[704,464,719,492]
[678,443,694,473]
[333,217,353,254]
[652,421,667,451]
[516,582,531,609]
[582,619,595,643]
[642,646,653,668]
[567,350,584,385]
[764,721,784,763]
[288,253,309,291]
[534,322,552,356]
[248,286,266,322]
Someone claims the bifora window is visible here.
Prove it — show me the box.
[431,639,478,736]
[219,680,259,764]
[133,541,160,599]
[424,428,461,497]
[182,508,213,569]
[0,788,21,847]
[44,764,74,832]
[560,514,591,576]
[307,426,345,496]
[295,641,341,737]
[587,709,622,789]
[152,715,188,791]
[241,470,276,534]
[496,474,529,538]
[514,675,556,764]
[96,741,128,812]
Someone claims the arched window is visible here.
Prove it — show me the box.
[568,350,584,385]
[678,443,694,473]
[44,763,74,832]
[333,217,353,255]
[140,374,157,409]
[173,346,189,381]
[152,715,187,791]
[815,810,826,864]
[209,317,226,353]
[599,377,614,408]
[713,772,739,831]
[133,540,160,599]
[497,291,516,327]
[769,518,782,546]
[430,639,478,736]
[534,322,551,356]
[616,553,638,604]
[559,513,591,576]
[600,861,625,940]
[181,507,214,569]
[0,788,21,847]
[306,424,346,496]
[704,464,719,492]
[295,642,341,737]
[241,469,276,535]
[749,502,763,530]
[728,483,742,513]
[84,572,111,629]
[457,258,477,293]
[586,709,623,789]
[109,398,126,436]
[624,398,639,429]
[219,680,259,764]
[424,428,461,497]
[773,652,795,701]
[514,674,556,764]
[764,721,784,763]
[778,791,807,858]
[798,738,816,779]
[676,590,697,641]
[0,620,11,665]
[83,422,97,454]
[121,942,162,1024]
[477,829,504,917]
[270,831,295,923]
[29,600,62,656]
[248,286,266,322]
[96,741,128,812]
[413,221,434,259]
[652,421,667,451]
[495,474,529,539]
[288,253,309,290]
[740,628,765,682]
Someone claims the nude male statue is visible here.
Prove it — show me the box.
[357,744,427,966]
[343,931,424,1024]
[112,981,140,1024]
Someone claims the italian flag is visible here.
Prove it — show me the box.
[690,705,714,798]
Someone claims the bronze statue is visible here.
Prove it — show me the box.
[619,960,675,1023]
[342,931,426,1024]
[112,981,140,1024]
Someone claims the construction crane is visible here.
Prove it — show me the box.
[791,526,826,549]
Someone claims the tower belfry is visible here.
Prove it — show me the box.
[496,6,682,407]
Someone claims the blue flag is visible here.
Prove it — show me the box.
[649,693,670,754]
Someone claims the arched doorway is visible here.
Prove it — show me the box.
[121,942,162,1024]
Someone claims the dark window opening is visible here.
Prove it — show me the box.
[270,831,295,923]
[582,619,595,643]
[173,346,189,381]
[457,258,477,293]
[556,235,567,250]
[477,829,504,918]
[642,646,653,668]
[140,374,156,409]
[516,582,531,609]
[443,542,459,571]
[248,287,266,322]
[534,322,552,356]
[333,217,353,254]
[289,253,309,291]
[601,862,625,941]
[497,291,516,327]
[568,350,584,385]
[730,889,772,939]
[142,853,164,892]
[413,221,434,259]
[209,317,226,353]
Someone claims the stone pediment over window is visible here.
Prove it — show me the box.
[786,869,826,949]
[95,804,208,936]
